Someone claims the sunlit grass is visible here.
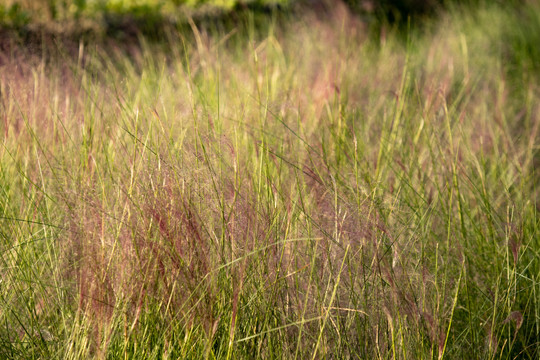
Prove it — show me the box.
[0,1,538,359]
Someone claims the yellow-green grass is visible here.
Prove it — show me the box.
[0,1,538,359]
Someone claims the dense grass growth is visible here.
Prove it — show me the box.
[1,1,538,359]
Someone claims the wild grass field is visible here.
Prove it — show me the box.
[0,0,539,358]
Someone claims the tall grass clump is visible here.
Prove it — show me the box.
[0,0,538,358]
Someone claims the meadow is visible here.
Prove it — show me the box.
[0,0,539,358]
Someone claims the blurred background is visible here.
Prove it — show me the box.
[0,0,526,30]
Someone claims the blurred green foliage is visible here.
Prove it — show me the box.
[504,2,540,77]
[0,0,280,27]
[343,0,525,22]
[0,0,288,23]
[0,0,527,26]
[0,3,31,26]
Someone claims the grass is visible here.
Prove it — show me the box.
[0,1,539,358]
